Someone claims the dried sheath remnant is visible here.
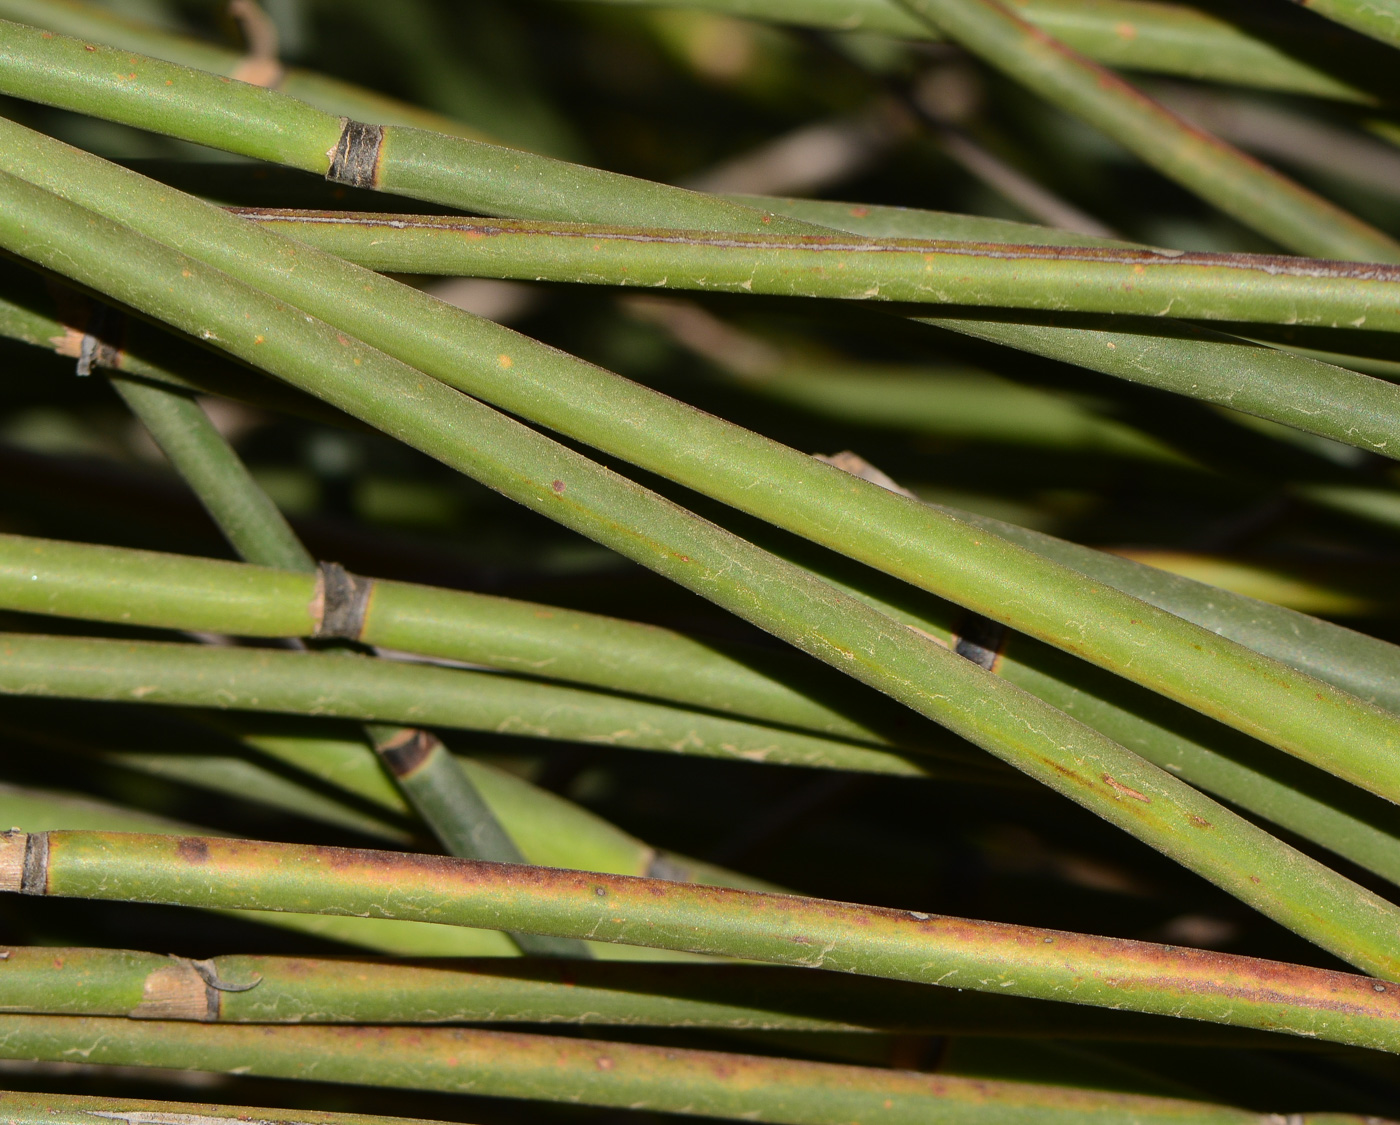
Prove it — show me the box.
[326,120,385,190]
[313,561,374,640]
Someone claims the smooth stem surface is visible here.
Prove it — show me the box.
[8,167,1400,976]
[0,0,498,139]
[252,210,1400,334]
[0,1092,461,1125]
[0,632,945,777]
[116,357,577,956]
[888,0,1400,261]
[6,15,1393,469]
[0,783,519,956]
[111,375,312,571]
[11,530,1400,894]
[0,20,816,233]
[5,126,1398,815]
[0,1013,1300,1125]
[566,0,1399,103]
[253,209,1400,460]
[0,530,926,746]
[0,946,1308,1042]
[10,830,1400,1052]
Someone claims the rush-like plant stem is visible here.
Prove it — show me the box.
[0,21,811,232]
[247,209,1400,460]
[1,33,1389,480]
[0,632,947,777]
[0,945,1311,1042]
[0,1012,1327,1125]
[244,210,1400,336]
[9,830,1400,1052]
[886,0,1400,260]
[0,0,496,140]
[13,158,1400,975]
[11,159,1400,975]
[112,375,591,959]
[3,124,1397,817]
[0,783,519,955]
[564,0,1400,104]
[12,530,1400,892]
[0,1091,464,1125]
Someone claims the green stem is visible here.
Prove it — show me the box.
[244,209,1400,335]
[563,0,1400,104]
[0,0,498,139]
[0,1012,1304,1125]
[0,19,812,232]
[0,945,1305,1042]
[115,344,590,958]
[110,375,312,571]
[0,782,518,955]
[886,0,1400,260]
[4,164,1400,977]
[0,632,948,777]
[0,1091,463,1125]
[10,829,1400,1053]
[10,530,1400,893]
[0,528,969,748]
[5,125,1398,819]
[246,208,1400,460]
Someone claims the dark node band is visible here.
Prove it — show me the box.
[375,728,441,777]
[951,613,1007,673]
[76,303,126,376]
[315,561,374,641]
[326,118,385,189]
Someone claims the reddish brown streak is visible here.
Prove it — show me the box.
[229,208,1400,283]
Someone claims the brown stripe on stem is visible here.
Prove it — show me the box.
[232,208,1400,283]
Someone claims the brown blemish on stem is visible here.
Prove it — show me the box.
[176,837,210,864]
[131,959,213,1021]
[1103,776,1151,803]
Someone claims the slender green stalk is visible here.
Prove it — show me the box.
[0,1091,462,1125]
[0,1013,1310,1125]
[13,165,1400,977]
[0,529,965,747]
[941,507,1400,715]
[0,783,518,955]
[115,370,589,958]
[0,20,812,233]
[0,0,499,139]
[7,15,1396,465]
[250,209,1400,460]
[0,945,1304,1042]
[6,125,1399,818]
[12,529,1400,893]
[251,210,1400,337]
[0,632,945,777]
[1294,0,1400,48]
[886,0,1400,260]
[11,829,1400,1052]
[567,0,1400,104]
[110,376,311,570]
